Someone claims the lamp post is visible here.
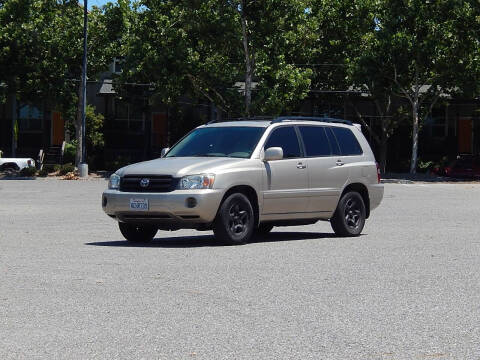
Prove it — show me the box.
[79,0,88,177]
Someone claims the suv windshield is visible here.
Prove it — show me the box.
[166,126,266,158]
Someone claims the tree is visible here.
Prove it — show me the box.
[120,0,317,120]
[342,0,401,173]
[0,0,113,162]
[370,0,480,173]
[231,0,317,116]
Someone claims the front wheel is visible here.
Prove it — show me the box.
[119,222,157,243]
[330,191,366,237]
[213,193,255,245]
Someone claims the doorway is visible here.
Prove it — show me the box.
[458,118,472,153]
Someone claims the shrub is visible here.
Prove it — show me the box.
[37,169,49,177]
[19,166,37,177]
[59,163,75,176]
[105,156,132,171]
[63,141,76,164]
[417,160,435,172]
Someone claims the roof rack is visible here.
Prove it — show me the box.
[207,116,274,124]
[207,115,354,126]
[271,116,353,126]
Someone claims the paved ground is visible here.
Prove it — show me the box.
[1,179,480,360]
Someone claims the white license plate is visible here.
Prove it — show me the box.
[130,198,149,211]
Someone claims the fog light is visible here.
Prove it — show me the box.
[186,197,197,208]
[102,196,108,207]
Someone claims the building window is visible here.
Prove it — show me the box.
[113,57,125,74]
[18,104,43,132]
[114,99,144,132]
[426,108,447,138]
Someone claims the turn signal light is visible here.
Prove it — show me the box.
[376,162,381,183]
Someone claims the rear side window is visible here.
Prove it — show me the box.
[264,126,301,158]
[325,128,341,155]
[331,127,363,156]
[299,126,331,157]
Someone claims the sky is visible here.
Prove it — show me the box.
[86,0,115,9]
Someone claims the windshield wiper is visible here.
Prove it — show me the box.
[192,154,224,157]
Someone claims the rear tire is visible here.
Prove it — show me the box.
[213,193,255,245]
[331,191,366,237]
[119,222,157,243]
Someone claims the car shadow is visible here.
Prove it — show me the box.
[85,231,344,248]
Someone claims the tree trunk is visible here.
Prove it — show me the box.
[379,139,387,174]
[240,2,252,117]
[378,116,388,173]
[410,101,419,174]
[10,92,17,157]
[75,84,83,167]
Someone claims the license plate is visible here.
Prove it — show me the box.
[130,198,149,211]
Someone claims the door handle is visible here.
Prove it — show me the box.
[336,160,344,166]
[297,162,307,169]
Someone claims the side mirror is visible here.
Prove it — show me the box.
[161,148,170,158]
[264,147,283,161]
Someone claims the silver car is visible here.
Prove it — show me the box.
[102,117,383,245]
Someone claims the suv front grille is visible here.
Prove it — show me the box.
[119,175,178,193]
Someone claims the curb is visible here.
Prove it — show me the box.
[381,179,415,184]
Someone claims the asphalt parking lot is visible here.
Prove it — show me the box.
[1,179,480,359]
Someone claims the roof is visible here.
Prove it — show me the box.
[97,79,115,95]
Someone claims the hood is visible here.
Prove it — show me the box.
[118,157,248,177]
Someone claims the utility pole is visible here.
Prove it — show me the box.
[79,0,88,177]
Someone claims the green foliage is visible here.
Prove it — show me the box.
[59,163,75,176]
[86,105,105,149]
[19,166,36,177]
[417,160,435,172]
[118,0,317,117]
[355,0,480,173]
[105,155,133,172]
[63,141,77,165]
[37,168,48,177]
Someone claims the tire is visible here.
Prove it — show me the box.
[213,193,255,245]
[330,191,366,237]
[256,223,274,235]
[119,222,157,243]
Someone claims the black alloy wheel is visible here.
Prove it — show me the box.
[229,203,249,236]
[213,193,255,245]
[344,196,362,229]
[330,191,366,237]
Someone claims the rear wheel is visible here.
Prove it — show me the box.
[119,222,157,243]
[331,191,366,237]
[213,193,255,245]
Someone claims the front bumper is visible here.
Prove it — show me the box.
[102,189,224,225]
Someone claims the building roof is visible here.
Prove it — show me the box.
[97,79,115,96]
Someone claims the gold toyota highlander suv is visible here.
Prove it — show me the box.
[102,117,383,245]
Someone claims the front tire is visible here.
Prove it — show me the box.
[213,193,255,245]
[119,222,157,243]
[331,191,366,237]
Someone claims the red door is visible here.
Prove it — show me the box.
[152,113,167,147]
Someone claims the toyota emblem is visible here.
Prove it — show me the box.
[140,178,150,188]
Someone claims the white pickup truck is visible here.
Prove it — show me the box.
[0,157,36,170]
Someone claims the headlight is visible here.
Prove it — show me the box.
[108,173,121,189]
[178,174,215,190]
